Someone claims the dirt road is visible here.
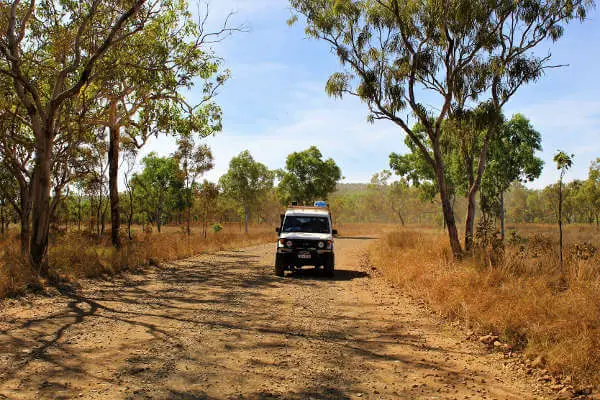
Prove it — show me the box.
[0,238,554,399]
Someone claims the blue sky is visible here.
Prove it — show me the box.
[142,0,600,188]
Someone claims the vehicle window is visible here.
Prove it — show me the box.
[282,216,330,233]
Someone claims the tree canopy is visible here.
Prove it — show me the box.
[277,146,342,205]
[289,0,592,256]
[219,151,274,233]
[132,153,184,233]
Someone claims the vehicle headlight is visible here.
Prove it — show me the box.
[318,241,325,249]
[286,240,293,248]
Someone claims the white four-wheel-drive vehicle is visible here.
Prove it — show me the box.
[275,204,337,277]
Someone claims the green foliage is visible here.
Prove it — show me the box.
[132,153,185,231]
[480,114,544,215]
[277,146,342,205]
[175,136,214,209]
[389,125,442,202]
[390,113,543,216]
[290,0,590,123]
[211,223,223,233]
[554,151,574,174]
[290,0,591,254]
[92,0,228,146]
[219,151,274,231]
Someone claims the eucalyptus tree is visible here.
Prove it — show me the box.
[0,0,156,273]
[219,151,274,233]
[389,123,457,205]
[290,0,591,257]
[0,163,17,236]
[586,159,600,225]
[81,133,110,236]
[0,97,35,253]
[132,153,184,233]
[122,150,138,239]
[369,170,408,225]
[277,146,341,205]
[174,136,214,235]
[480,114,543,238]
[197,180,219,239]
[0,63,95,253]
[554,150,573,267]
[86,3,232,249]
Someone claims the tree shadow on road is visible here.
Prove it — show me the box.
[0,244,523,400]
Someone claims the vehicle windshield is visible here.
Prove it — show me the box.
[282,216,330,234]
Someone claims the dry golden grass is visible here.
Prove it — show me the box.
[369,224,600,386]
[335,222,403,237]
[0,223,274,298]
[0,230,36,298]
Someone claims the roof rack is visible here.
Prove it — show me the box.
[286,205,330,211]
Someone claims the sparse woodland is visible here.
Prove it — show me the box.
[1,0,600,390]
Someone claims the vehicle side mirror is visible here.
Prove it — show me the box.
[332,229,338,236]
[275,227,280,233]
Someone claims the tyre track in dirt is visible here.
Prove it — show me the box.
[0,237,554,399]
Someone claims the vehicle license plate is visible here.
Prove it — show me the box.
[298,253,311,259]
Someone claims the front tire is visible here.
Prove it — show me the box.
[275,254,285,277]
[324,254,335,277]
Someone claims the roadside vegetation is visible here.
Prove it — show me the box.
[0,224,273,298]
[368,224,600,386]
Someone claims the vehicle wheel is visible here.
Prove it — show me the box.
[324,254,335,277]
[275,255,285,277]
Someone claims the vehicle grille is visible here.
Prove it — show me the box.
[291,239,318,250]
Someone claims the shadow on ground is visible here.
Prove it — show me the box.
[285,268,369,281]
[0,240,503,399]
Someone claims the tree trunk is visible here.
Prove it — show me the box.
[397,210,405,226]
[20,208,31,256]
[78,195,82,231]
[108,125,121,248]
[30,132,52,276]
[465,192,477,250]
[127,189,134,240]
[500,190,505,240]
[203,209,209,239]
[465,134,491,251]
[187,206,191,236]
[0,206,5,236]
[558,179,564,268]
[439,183,462,258]
[156,203,162,233]
[96,194,102,236]
[101,207,106,235]
[243,203,249,234]
[432,148,462,258]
